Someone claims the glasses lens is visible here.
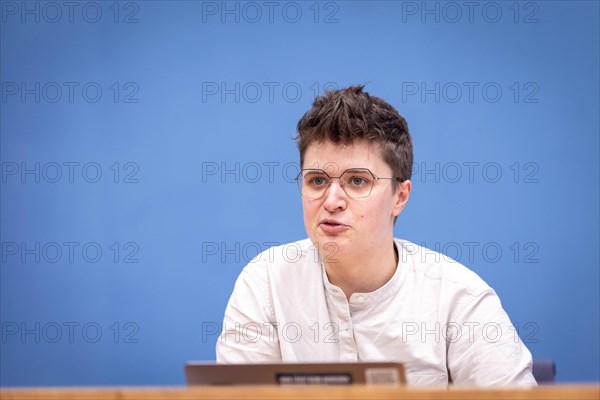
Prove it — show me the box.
[299,170,329,198]
[340,169,374,198]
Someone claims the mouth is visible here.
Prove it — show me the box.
[319,219,349,233]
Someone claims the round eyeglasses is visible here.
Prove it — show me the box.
[295,168,403,199]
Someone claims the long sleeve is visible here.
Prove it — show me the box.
[216,261,283,363]
[446,289,537,386]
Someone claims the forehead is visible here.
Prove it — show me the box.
[303,140,389,175]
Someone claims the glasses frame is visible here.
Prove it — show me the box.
[295,168,403,199]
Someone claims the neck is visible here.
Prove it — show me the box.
[323,240,398,299]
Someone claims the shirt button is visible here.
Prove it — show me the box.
[357,296,365,303]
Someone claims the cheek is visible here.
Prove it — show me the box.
[302,199,319,219]
[368,197,393,220]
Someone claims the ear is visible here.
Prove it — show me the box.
[392,180,411,217]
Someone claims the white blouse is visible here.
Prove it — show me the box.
[216,238,537,387]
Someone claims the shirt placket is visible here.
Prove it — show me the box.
[327,288,358,362]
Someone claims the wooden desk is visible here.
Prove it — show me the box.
[1,385,599,400]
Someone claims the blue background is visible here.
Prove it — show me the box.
[1,0,598,386]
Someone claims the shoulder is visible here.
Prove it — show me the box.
[243,238,317,269]
[240,238,320,284]
[395,238,492,297]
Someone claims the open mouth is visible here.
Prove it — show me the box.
[323,221,341,227]
[319,220,348,232]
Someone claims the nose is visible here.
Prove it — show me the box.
[322,179,348,212]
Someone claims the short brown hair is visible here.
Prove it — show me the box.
[295,85,413,189]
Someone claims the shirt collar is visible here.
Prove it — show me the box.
[320,239,406,308]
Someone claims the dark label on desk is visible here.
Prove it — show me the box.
[276,373,352,385]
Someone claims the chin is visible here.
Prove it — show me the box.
[312,233,352,257]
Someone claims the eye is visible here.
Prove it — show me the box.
[349,176,368,186]
[311,177,327,186]
[347,175,371,187]
[303,173,329,187]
